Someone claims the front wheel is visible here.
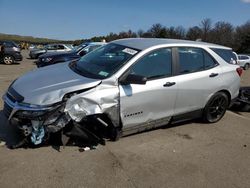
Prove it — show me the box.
[109,126,122,141]
[203,92,229,123]
[3,55,14,65]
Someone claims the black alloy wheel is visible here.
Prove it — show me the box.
[203,92,229,123]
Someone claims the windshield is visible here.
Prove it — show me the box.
[70,43,139,79]
[64,44,73,49]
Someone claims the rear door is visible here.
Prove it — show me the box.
[173,47,222,115]
[119,48,178,131]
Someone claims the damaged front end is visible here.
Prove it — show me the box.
[3,93,71,147]
[2,79,120,148]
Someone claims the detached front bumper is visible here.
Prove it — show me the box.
[3,94,71,145]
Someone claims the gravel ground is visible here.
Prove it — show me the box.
[0,50,250,188]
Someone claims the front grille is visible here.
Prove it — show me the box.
[3,102,13,119]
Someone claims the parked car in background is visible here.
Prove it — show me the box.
[36,42,105,67]
[29,44,72,59]
[238,54,250,70]
[3,38,241,146]
[0,40,23,64]
[28,44,36,51]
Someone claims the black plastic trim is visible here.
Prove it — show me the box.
[171,109,203,124]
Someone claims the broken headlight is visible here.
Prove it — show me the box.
[65,99,88,122]
[43,105,69,125]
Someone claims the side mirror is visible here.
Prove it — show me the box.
[120,74,147,85]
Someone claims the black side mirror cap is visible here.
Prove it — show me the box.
[120,74,147,85]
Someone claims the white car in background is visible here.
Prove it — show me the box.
[29,44,73,59]
[238,54,250,70]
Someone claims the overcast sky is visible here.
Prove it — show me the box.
[0,0,249,40]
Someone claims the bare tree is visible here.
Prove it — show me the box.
[175,26,186,39]
[234,21,250,53]
[186,26,202,41]
[137,29,145,37]
[148,23,168,38]
[200,18,212,41]
[210,21,234,47]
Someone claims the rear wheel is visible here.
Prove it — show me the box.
[203,92,229,123]
[244,63,249,70]
[3,55,14,65]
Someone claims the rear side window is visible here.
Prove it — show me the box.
[177,47,217,74]
[58,45,65,50]
[210,48,236,64]
[130,48,172,79]
[46,45,57,50]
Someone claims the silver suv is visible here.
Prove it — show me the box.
[3,38,242,145]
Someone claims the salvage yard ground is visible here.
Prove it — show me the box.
[0,50,250,188]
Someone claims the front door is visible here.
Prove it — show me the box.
[119,48,177,132]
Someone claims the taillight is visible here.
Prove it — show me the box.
[236,67,243,77]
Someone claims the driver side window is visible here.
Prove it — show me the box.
[130,48,172,79]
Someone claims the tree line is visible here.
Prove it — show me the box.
[90,18,250,54]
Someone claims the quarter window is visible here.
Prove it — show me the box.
[210,48,236,64]
[130,48,172,79]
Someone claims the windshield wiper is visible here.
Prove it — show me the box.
[69,61,103,79]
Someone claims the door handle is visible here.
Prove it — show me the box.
[209,73,219,77]
[163,82,176,87]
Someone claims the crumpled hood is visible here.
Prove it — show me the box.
[11,62,101,106]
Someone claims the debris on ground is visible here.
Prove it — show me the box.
[230,87,250,112]
[7,121,107,151]
[79,146,98,152]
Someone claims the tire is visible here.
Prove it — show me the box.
[109,126,122,141]
[203,92,229,123]
[244,63,249,70]
[3,55,14,65]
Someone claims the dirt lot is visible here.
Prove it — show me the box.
[0,50,250,188]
